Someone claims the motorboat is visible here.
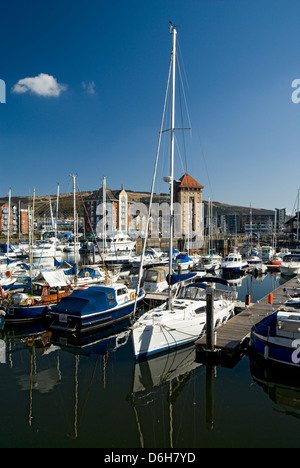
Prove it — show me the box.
[280,254,300,276]
[46,283,146,334]
[250,309,300,368]
[247,255,267,275]
[74,265,119,287]
[3,270,74,323]
[101,251,135,267]
[63,241,82,253]
[173,253,194,271]
[0,244,25,259]
[221,249,248,275]
[201,252,222,272]
[96,231,136,253]
[140,265,169,293]
[261,246,275,262]
[130,247,168,268]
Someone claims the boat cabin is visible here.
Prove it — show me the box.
[12,270,73,307]
[141,266,169,293]
[276,310,300,340]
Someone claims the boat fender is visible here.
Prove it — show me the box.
[130,292,135,300]
[5,270,12,278]
[0,288,8,299]
[245,294,251,306]
[26,298,34,306]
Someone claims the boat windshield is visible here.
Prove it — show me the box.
[178,286,206,300]
[143,270,159,282]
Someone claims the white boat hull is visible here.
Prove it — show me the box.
[132,301,235,359]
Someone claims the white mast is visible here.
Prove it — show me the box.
[168,24,177,309]
[70,174,77,261]
[55,183,60,257]
[7,188,11,261]
[49,196,54,230]
[297,189,300,242]
[103,176,107,253]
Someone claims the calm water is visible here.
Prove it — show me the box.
[0,269,300,449]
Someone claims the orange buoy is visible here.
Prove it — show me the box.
[245,294,251,306]
[268,293,273,305]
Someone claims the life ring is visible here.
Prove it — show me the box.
[84,272,90,278]
[26,298,34,306]
[130,292,135,300]
[5,270,12,278]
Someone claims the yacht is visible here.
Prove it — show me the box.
[280,254,300,276]
[132,282,236,359]
[96,232,136,253]
[131,26,236,360]
[221,249,248,275]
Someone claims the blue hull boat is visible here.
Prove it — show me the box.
[221,249,248,275]
[46,284,146,334]
[250,310,300,369]
[5,304,47,323]
[3,270,74,324]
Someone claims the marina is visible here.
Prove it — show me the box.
[0,263,300,448]
[1,2,300,450]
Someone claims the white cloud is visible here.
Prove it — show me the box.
[12,73,67,97]
[82,81,96,95]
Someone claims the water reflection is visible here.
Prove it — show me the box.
[0,324,133,443]
[128,345,202,448]
[0,269,299,448]
[250,357,300,420]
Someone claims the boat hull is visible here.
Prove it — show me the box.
[221,264,248,275]
[47,294,145,334]
[5,304,46,323]
[250,314,300,368]
[132,303,235,359]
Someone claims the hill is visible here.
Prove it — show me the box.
[0,190,274,218]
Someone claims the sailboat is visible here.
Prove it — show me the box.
[131,25,236,359]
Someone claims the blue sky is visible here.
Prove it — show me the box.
[1,0,300,213]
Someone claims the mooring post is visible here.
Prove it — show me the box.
[206,284,215,350]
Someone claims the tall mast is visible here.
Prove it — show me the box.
[297,189,300,242]
[70,174,77,260]
[55,183,60,257]
[7,188,11,261]
[168,24,177,309]
[103,176,107,253]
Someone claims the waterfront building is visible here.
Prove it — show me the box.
[174,173,204,239]
[242,210,275,236]
[0,203,17,236]
[275,208,287,231]
[84,179,133,235]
